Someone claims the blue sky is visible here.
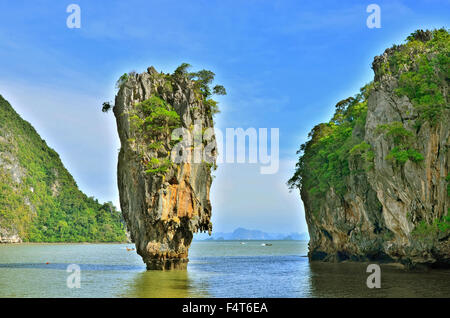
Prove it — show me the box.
[0,0,448,234]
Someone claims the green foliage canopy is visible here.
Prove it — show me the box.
[382,28,449,126]
[0,95,127,242]
[288,84,373,206]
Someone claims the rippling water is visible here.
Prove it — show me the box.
[0,241,449,297]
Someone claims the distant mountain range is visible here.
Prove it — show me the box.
[194,227,309,241]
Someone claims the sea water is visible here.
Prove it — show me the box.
[0,241,449,297]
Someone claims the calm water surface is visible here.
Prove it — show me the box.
[0,241,449,297]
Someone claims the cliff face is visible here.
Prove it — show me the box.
[113,66,217,270]
[291,29,449,268]
[0,228,22,243]
[0,95,127,243]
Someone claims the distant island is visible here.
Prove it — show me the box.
[194,227,309,241]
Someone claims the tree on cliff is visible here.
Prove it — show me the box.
[105,64,227,116]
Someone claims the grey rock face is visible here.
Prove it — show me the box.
[0,227,22,243]
[304,35,449,268]
[113,67,216,270]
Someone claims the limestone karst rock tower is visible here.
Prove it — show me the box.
[113,65,219,269]
[289,29,449,268]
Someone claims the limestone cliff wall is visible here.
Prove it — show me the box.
[0,228,22,243]
[114,67,216,270]
[301,30,449,268]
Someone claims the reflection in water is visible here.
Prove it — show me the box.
[0,263,144,271]
[0,243,449,297]
[123,269,209,298]
[308,261,450,298]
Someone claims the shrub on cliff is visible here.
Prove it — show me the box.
[116,73,129,89]
[412,215,450,242]
[110,64,226,175]
[129,95,181,175]
[382,28,449,126]
[109,64,227,116]
[172,63,227,113]
[135,95,180,134]
[289,29,448,204]
[375,122,424,164]
[288,84,373,206]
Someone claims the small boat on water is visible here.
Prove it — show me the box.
[240,242,246,245]
[261,243,272,246]
[126,247,135,251]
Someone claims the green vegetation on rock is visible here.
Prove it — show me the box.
[0,95,127,242]
[289,29,449,265]
[132,95,181,135]
[381,29,449,126]
[375,122,424,164]
[349,141,374,168]
[116,64,226,176]
[116,73,129,89]
[447,174,450,197]
[412,215,450,239]
[174,63,226,115]
[129,95,181,175]
[288,84,373,204]
[289,29,449,200]
[111,63,226,116]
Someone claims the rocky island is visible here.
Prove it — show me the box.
[289,29,449,268]
[0,95,126,243]
[112,64,224,269]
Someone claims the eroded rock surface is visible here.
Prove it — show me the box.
[295,30,449,268]
[114,67,216,269]
[0,228,22,243]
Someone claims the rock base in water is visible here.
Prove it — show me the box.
[145,258,189,270]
